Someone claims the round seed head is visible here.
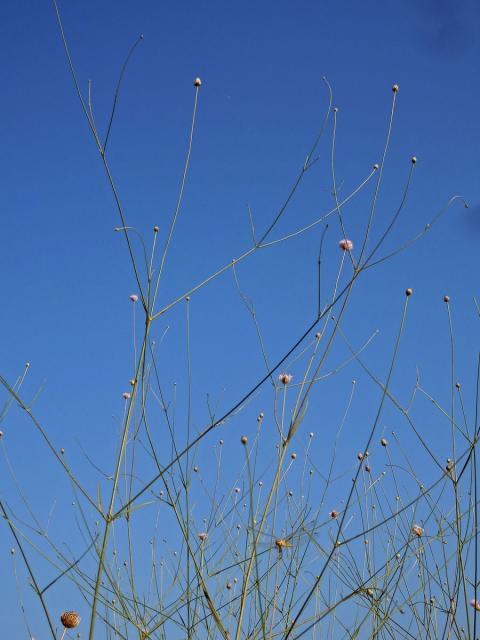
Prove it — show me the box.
[411,156,417,164]
[291,453,297,460]
[153,225,159,233]
[373,163,379,171]
[443,295,450,303]
[330,510,339,519]
[357,452,364,461]
[412,524,424,537]
[405,288,413,296]
[61,611,81,629]
[194,77,202,87]
[392,84,399,93]
[380,438,388,447]
[241,435,248,445]
[365,464,371,473]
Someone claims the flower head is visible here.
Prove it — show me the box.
[470,599,480,611]
[61,611,81,629]
[129,294,138,303]
[278,373,293,385]
[338,238,353,252]
[412,524,423,537]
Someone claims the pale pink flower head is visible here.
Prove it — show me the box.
[198,532,208,543]
[278,373,293,385]
[122,392,131,400]
[338,238,353,251]
[412,524,423,537]
[129,294,139,303]
[470,598,480,611]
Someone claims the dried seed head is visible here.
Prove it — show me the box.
[380,438,388,447]
[193,466,199,472]
[373,163,379,171]
[330,510,339,519]
[443,295,450,303]
[219,439,224,445]
[315,332,321,339]
[411,156,417,164]
[129,294,138,303]
[10,548,15,555]
[392,84,399,93]
[122,392,131,400]
[226,582,232,590]
[129,379,136,386]
[241,435,248,445]
[153,225,159,233]
[455,382,460,389]
[198,532,208,542]
[194,77,202,87]
[60,448,65,455]
[25,362,30,368]
[234,487,241,493]
[291,453,297,460]
[357,452,364,461]
[367,588,374,597]
[309,432,314,438]
[365,464,371,473]
[412,524,424,537]
[333,106,339,113]
[405,288,413,296]
[61,611,81,629]
[278,373,293,385]
[0,431,3,438]
[288,490,293,497]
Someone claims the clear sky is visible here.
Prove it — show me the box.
[1,1,479,637]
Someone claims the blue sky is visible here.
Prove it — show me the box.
[1,1,479,637]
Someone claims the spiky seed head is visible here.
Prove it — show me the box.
[61,611,81,629]
[194,77,202,87]
[241,435,248,445]
[406,288,413,296]
[278,373,293,385]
